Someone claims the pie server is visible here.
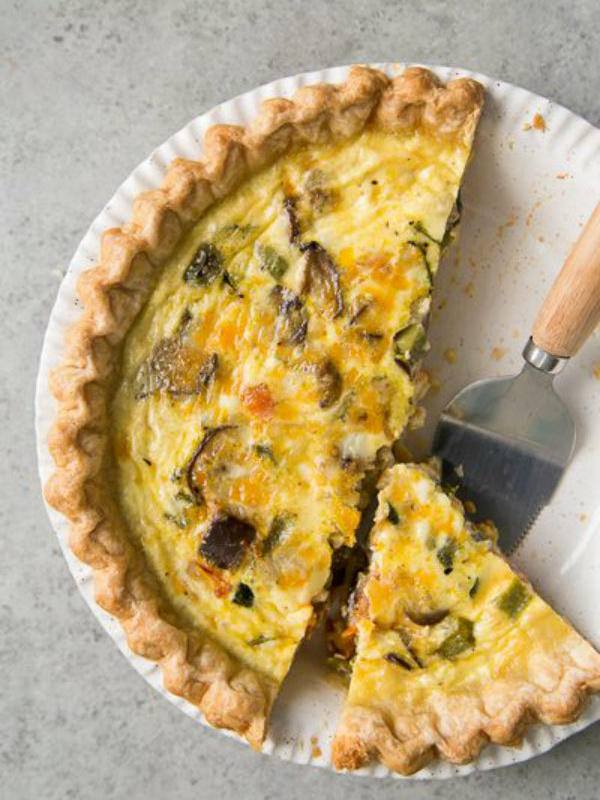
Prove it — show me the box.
[433,201,600,553]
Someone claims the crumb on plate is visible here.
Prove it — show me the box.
[523,113,547,131]
[443,348,457,364]
[422,368,441,394]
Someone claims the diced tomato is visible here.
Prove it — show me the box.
[240,383,275,418]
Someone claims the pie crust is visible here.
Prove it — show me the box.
[45,66,484,749]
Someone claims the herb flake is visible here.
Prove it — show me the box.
[163,512,187,530]
[437,540,457,574]
[254,443,277,465]
[387,502,400,525]
[248,634,272,646]
[232,583,254,608]
[261,513,293,556]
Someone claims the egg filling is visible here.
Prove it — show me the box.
[110,126,472,686]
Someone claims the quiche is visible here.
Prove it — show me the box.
[45,66,484,748]
[332,464,600,775]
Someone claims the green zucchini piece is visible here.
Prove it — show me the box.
[256,243,289,280]
[498,579,531,619]
[437,617,475,659]
[393,322,427,366]
[184,243,223,285]
[436,540,457,574]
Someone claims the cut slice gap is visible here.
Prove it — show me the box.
[332,463,600,775]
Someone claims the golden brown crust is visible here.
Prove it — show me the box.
[45,65,484,748]
[333,635,600,774]
[332,568,600,774]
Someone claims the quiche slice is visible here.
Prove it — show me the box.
[45,66,484,747]
[333,464,600,774]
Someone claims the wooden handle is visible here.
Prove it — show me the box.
[532,202,600,357]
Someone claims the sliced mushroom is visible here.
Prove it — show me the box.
[283,196,302,245]
[282,194,344,318]
[348,297,371,326]
[313,358,343,408]
[304,170,337,213]
[298,242,344,318]
[199,512,256,571]
[384,653,413,670]
[134,338,219,399]
[405,608,449,626]
[186,425,237,501]
[399,630,424,668]
[269,285,308,345]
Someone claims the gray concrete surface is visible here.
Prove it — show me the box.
[2,0,600,797]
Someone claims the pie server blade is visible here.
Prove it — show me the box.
[432,201,600,554]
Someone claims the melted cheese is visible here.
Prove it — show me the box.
[346,464,576,710]
[110,127,472,685]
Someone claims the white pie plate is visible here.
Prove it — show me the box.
[35,63,600,779]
